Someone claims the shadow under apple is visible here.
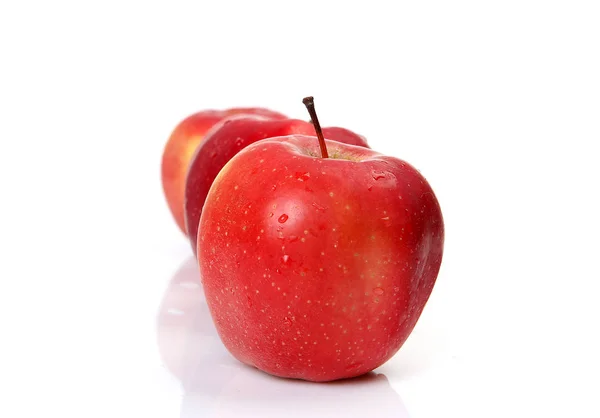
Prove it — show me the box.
[156,257,411,418]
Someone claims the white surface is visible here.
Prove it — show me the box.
[1,1,599,417]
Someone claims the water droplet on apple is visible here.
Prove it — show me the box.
[278,214,289,223]
[283,317,292,327]
[372,170,386,180]
[312,202,326,212]
[296,172,310,182]
[367,185,373,191]
[345,362,363,371]
[373,287,384,296]
[288,235,298,243]
[282,255,290,264]
[381,216,392,227]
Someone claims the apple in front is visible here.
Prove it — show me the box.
[197,135,444,382]
[184,116,369,255]
[161,107,287,235]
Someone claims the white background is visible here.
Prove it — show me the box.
[1,1,599,417]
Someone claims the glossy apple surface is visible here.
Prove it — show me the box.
[161,108,287,234]
[184,117,369,255]
[197,135,444,382]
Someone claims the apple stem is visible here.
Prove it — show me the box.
[302,96,329,158]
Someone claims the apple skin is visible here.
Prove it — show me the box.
[161,108,287,235]
[184,117,369,255]
[197,135,444,382]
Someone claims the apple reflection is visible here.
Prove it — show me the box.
[156,257,410,418]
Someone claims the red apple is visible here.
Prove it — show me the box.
[197,98,444,382]
[161,107,287,235]
[184,116,369,255]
